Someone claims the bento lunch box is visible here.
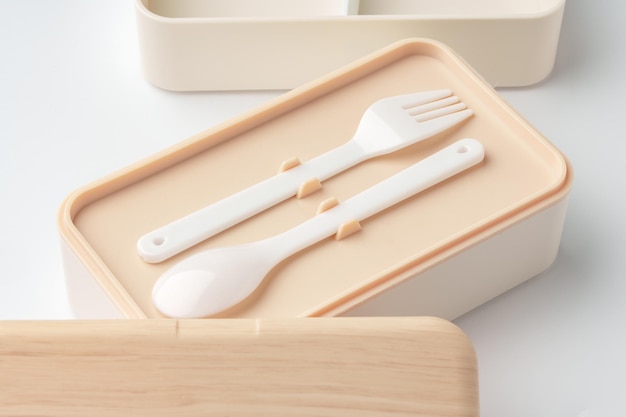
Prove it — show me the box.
[135,0,566,90]
[58,39,572,320]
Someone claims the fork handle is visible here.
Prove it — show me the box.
[137,140,367,263]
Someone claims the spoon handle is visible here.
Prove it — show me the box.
[267,139,484,260]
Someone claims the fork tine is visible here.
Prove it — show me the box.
[399,89,452,109]
[414,102,467,122]
[407,95,460,116]
[418,108,474,132]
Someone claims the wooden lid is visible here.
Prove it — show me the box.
[0,316,477,416]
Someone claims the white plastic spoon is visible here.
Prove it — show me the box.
[152,138,485,318]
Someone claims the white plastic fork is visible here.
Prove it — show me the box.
[152,139,485,318]
[138,89,473,263]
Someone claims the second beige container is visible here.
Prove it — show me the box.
[136,0,567,90]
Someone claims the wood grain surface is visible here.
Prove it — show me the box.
[0,317,478,416]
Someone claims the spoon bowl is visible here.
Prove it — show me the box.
[152,244,277,318]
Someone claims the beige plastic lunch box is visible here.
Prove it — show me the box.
[58,39,572,320]
[135,0,566,90]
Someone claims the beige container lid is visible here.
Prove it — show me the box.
[58,39,572,319]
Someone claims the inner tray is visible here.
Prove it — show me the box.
[60,39,568,319]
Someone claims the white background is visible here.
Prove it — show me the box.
[1,1,625,416]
